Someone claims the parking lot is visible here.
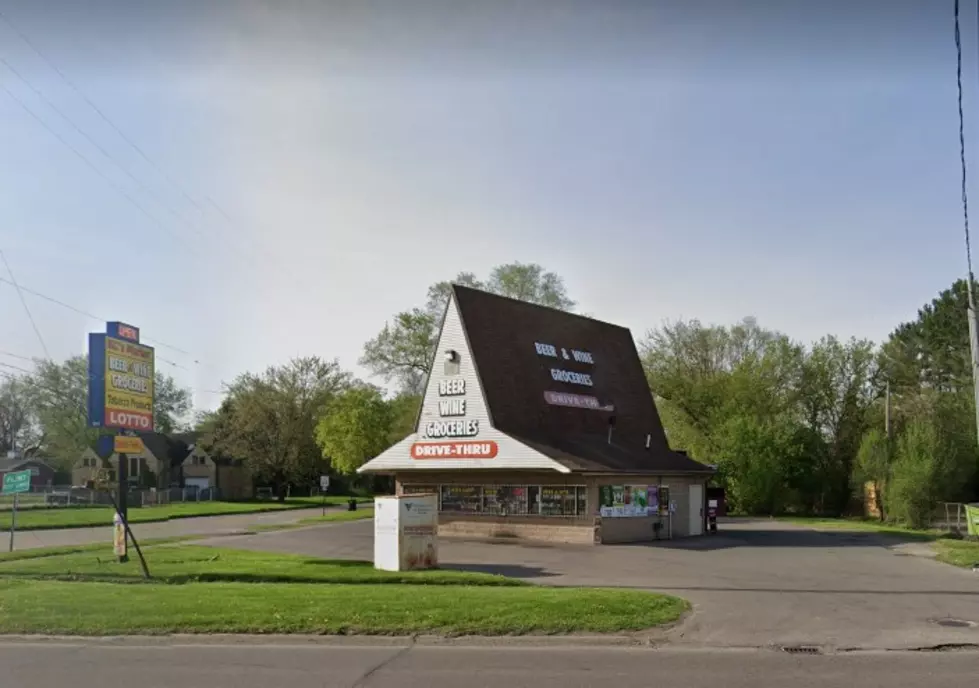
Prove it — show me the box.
[197,517,979,650]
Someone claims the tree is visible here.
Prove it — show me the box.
[153,374,193,434]
[0,376,40,456]
[315,385,393,475]
[25,357,100,468]
[882,279,973,393]
[361,262,575,394]
[203,357,350,499]
[797,336,879,514]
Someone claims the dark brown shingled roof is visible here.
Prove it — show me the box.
[452,285,711,475]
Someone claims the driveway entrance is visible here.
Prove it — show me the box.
[196,518,979,650]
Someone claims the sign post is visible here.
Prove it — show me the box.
[3,469,31,553]
[319,475,330,516]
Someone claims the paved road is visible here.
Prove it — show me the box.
[197,518,979,650]
[2,639,976,688]
[10,507,329,551]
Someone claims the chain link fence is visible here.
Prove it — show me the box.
[0,485,223,510]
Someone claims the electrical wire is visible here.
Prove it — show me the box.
[0,275,195,360]
[0,78,185,247]
[0,8,213,217]
[0,248,50,359]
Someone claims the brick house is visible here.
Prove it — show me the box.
[359,284,714,544]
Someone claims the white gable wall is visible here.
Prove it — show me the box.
[359,295,568,473]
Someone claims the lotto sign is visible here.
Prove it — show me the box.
[88,322,155,432]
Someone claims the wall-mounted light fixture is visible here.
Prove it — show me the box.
[444,349,459,363]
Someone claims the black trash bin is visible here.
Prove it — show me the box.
[347,499,358,511]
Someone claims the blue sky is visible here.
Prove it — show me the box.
[0,0,974,410]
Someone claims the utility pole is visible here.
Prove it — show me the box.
[885,379,891,441]
[968,290,979,449]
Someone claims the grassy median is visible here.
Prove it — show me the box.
[0,497,369,532]
[0,544,689,636]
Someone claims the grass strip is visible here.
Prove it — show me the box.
[0,544,514,586]
[0,579,688,636]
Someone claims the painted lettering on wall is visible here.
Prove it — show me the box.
[424,419,480,438]
[534,342,595,365]
[427,375,478,438]
[535,341,595,387]
[411,441,499,460]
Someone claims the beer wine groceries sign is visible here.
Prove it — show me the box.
[88,322,156,432]
[411,376,498,460]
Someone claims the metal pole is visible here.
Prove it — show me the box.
[884,379,891,440]
[8,493,17,553]
[117,450,129,563]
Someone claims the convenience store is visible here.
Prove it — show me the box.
[358,285,714,544]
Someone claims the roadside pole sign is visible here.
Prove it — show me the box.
[2,470,31,495]
[320,475,330,491]
[3,469,30,553]
[114,435,144,454]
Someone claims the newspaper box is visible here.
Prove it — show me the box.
[374,494,439,571]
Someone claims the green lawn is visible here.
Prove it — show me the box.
[0,497,367,532]
[933,539,979,567]
[0,544,689,636]
[0,544,503,585]
[778,516,946,541]
[0,579,688,636]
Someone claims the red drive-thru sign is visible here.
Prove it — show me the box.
[411,441,499,460]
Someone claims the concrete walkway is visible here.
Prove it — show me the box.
[195,518,979,651]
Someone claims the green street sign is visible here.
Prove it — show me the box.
[2,470,31,495]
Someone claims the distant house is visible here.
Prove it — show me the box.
[175,433,253,500]
[71,433,252,499]
[0,455,55,490]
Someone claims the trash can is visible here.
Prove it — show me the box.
[348,498,358,512]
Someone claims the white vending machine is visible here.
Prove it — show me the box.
[373,494,439,571]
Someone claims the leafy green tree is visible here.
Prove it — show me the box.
[797,336,879,513]
[153,374,193,434]
[361,262,574,394]
[203,357,350,499]
[0,375,41,456]
[386,392,422,445]
[881,279,974,393]
[315,385,393,475]
[886,419,946,528]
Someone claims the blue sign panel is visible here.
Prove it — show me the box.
[88,332,106,428]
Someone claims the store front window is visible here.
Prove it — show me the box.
[402,484,588,517]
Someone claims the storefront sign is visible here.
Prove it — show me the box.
[535,341,595,387]
[88,322,155,432]
[113,435,144,454]
[411,441,498,459]
[423,419,479,438]
[543,391,613,411]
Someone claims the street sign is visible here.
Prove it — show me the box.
[114,435,144,454]
[320,475,330,491]
[2,470,31,495]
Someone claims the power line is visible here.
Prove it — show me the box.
[0,77,185,247]
[0,275,194,360]
[0,248,50,359]
[0,8,212,216]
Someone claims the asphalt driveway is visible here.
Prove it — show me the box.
[195,518,979,651]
